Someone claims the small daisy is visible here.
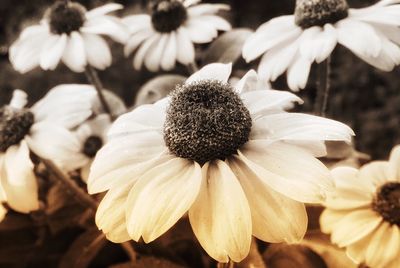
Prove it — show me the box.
[9,1,128,73]
[122,0,231,71]
[88,63,354,263]
[0,85,97,214]
[243,0,400,91]
[320,145,400,268]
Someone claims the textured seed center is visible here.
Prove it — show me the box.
[151,0,187,32]
[83,135,103,157]
[48,1,86,35]
[372,182,400,226]
[164,80,252,164]
[294,0,349,28]
[0,106,34,152]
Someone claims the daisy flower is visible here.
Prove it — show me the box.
[0,86,97,214]
[122,0,231,71]
[9,1,128,73]
[243,0,400,91]
[88,63,354,263]
[320,145,400,268]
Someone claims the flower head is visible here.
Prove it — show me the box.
[9,2,128,73]
[243,0,400,91]
[0,85,97,214]
[123,0,231,71]
[88,63,354,263]
[320,145,400,268]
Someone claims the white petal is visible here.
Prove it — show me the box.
[250,113,354,143]
[86,3,123,19]
[82,33,112,70]
[336,18,382,58]
[184,19,218,43]
[228,155,307,243]
[40,34,67,70]
[240,142,333,203]
[122,15,151,33]
[331,209,382,247]
[287,55,312,91]
[1,142,39,213]
[126,158,202,242]
[124,30,153,56]
[186,63,232,84]
[9,25,49,73]
[320,209,348,234]
[359,161,391,187]
[134,34,160,70]
[389,145,400,180]
[189,160,252,263]
[9,90,28,109]
[350,5,400,25]
[176,27,195,65]
[160,32,177,70]
[242,16,301,61]
[81,15,128,43]
[31,84,96,128]
[62,32,87,72]
[144,34,168,72]
[187,4,230,17]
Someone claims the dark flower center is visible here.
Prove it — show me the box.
[83,135,103,158]
[151,0,187,33]
[0,106,34,152]
[164,80,252,164]
[48,1,86,35]
[372,182,400,226]
[294,0,349,28]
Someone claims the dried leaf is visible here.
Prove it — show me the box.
[59,228,107,268]
[203,28,253,64]
[134,75,186,106]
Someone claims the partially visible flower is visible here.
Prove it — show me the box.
[88,63,354,263]
[0,86,96,214]
[9,2,128,73]
[320,145,400,268]
[123,0,231,71]
[0,183,7,222]
[243,0,400,91]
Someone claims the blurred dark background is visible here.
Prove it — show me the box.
[0,0,399,159]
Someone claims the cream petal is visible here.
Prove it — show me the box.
[242,15,301,61]
[124,30,154,56]
[145,34,168,72]
[0,204,6,222]
[187,4,230,17]
[86,3,123,19]
[320,209,348,234]
[366,221,399,268]
[31,84,96,128]
[134,34,160,70]
[122,14,151,33]
[81,15,128,43]
[186,63,232,84]
[160,32,177,70]
[81,33,112,70]
[336,18,382,58]
[388,145,400,180]
[1,141,39,213]
[9,26,49,73]
[87,132,168,194]
[234,69,259,94]
[250,113,354,143]
[62,32,87,72]
[189,160,252,263]
[331,209,382,247]
[287,55,312,91]
[197,15,231,31]
[126,158,202,243]
[228,155,307,243]
[359,161,391,187]
[176,27,195,65]
[346,232,374,264]
[350,5,400,25]
[184,19,217,43]
[40,34,67,70]
[240,142,333,203]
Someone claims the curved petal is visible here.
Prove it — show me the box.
[176,27,195,65]
[186,63,232,84]
[126,158,202,243]
[161,32,177,70]
[86,3,123,19]
[189,160,252,263]
[124,30,153,56]
[144,34,168,72]
[287,55,312,91]
[320,209,349,234]
[62,32,87,72]
[187,4,230,17]
[228,155,307,243]
[82,33,112,70]
[388,145,400,180]
[122,14,151,34]
[134,34,160,70]
[1,141,39,213]
[82,15,128,43]
[39,34,67,70]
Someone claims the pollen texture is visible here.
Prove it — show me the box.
[372,182,400,226]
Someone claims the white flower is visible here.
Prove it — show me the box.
[320,145,400,268]
[88,63,354,263]
[0,85,97,214]
[243,0,400,91]
[9,2,128,73]
[123,0,231,71]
